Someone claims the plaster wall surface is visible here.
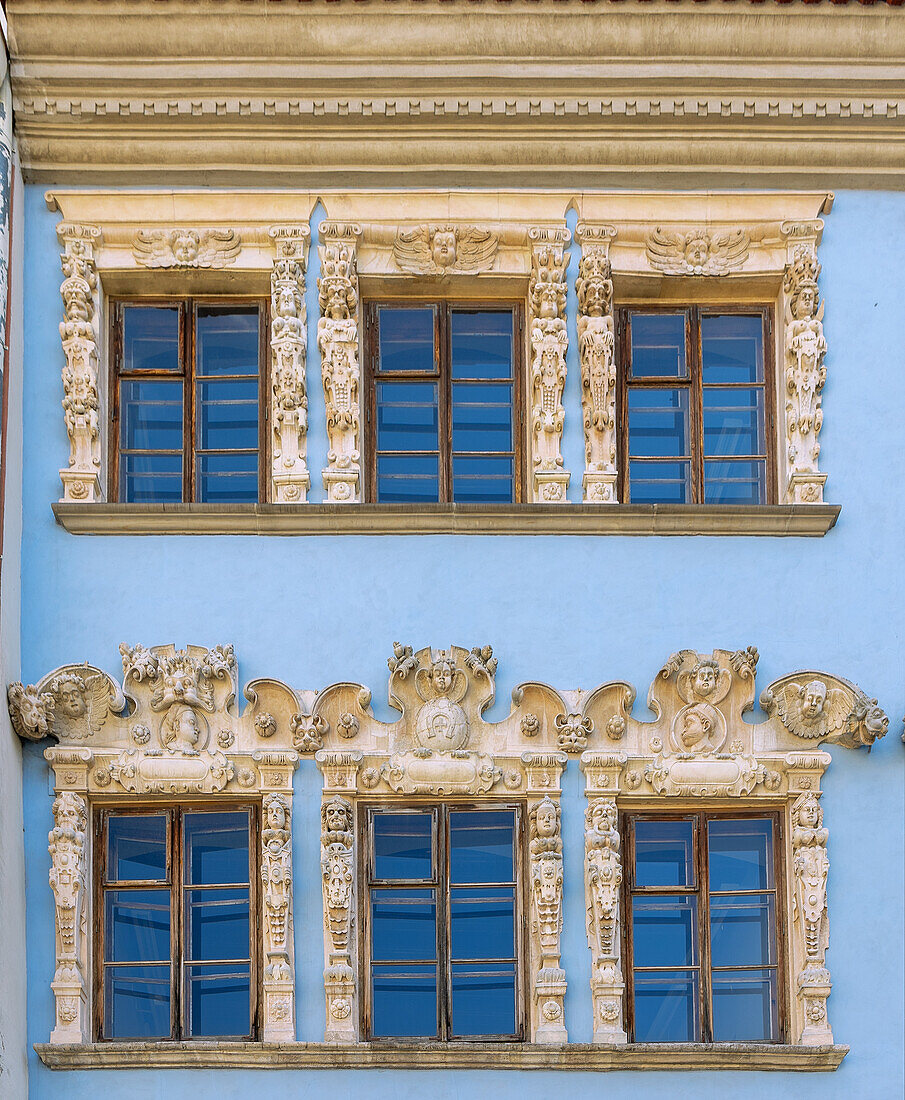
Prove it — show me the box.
[19,185,905,1099]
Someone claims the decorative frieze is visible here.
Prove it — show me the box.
[57,222,103,503]
[48,791,89,1044]
[318,221,363,503]
[528,226,571,503]
[269,225,311,503]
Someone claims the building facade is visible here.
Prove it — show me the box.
[1,2,903,1098]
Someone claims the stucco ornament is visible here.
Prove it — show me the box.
[57,222,103,502]
[529,796,568,1041]
[528,226,571,503]
[393,224,498,275]
[321,796,356,1041]
[645,225,750,275]
[555,711,594,753]
[585,797,627,1043]
[131,227,241,268]
[269,225,311,503]
[8,681,55,741]
[760,671,888,749]
[47,673,113,739]
[261,792,296,1040]
[318,221,363,503]
[48,791,89,1043]
[576,223,618,503]
[791,793,832,1045]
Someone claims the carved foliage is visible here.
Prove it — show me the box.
[48,791,88,1041]
[393,224,498,275]
[132,228,241,269]
[646,226,750,275]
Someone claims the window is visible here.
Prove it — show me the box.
[363,804,523,1040]
[624,813,783,1044]
[111,301,266,503]
[365,303,521,503]
[618,309,775,505]
[97,807,256,1040]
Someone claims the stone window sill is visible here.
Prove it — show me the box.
[51,502,841,537]
[35,1041,848,1072]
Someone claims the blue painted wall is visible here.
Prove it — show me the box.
[20,186,904,1099]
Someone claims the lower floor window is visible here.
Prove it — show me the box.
[625,812,782,1043]
[98,806,256,1040]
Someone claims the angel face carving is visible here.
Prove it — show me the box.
[430,657,454,696]
[132,228,241,270]
[431,228,458,268]
[393,224,498,276]
[172,231,200,266]
[692,660,719,699]
[802,680,827,720]
[646,226,750,276]
[55,677,87,718]
[682,232,711,273]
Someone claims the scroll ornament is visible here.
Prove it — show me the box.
[576,239,617,503]
[321,796,356,1040]
[132,228,241,269]
[392,224,498,275]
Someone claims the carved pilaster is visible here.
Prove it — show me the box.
[790,792,833,1045]
[781,221,827,504]
[528,794,567,1042]
[48,791,89,1044]
[575,223,618,504]
[318,221,362,503]
[269,225,311,503]
[260,773,297,1041]
[528,226,571,503]
[57,222,103,503]
[321,795,356,1041]
[584,798,627,1042]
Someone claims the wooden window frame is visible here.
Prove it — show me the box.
[358,800,528,1043]
[621,808,787,1045]
[363,299,525,504]
[616,306,777,505]
[109,297,270,504]
[94,803,260,1043]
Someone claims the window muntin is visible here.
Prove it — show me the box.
[625,813,782,1045]
[112,301,265,504]
[364,805,522,1041]
[367,303,520,504]
[619,309,773,506]
[98,807,256,1041]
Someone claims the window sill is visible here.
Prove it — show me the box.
[51,502,841,537]
[35,1041,848,1072]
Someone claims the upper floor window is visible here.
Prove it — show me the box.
[111,301,265,503]
[624,813,782,1044]
[98,806,256,1040]
[363,804,523,1040]
[364,303,521,503]
[618,310,774,505]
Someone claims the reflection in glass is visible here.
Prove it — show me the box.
[710,895,775,968]
[449,811,515,884]
[371,964,438,1038]
[702,388,764,457]
[373,813,433,880]
[451,456,514,504]
[628,388,689,458]
[105,964,171,1039]
[120,452,183,504]
[183,812,250,886]
[371,889,437,962]
[633,970,699,1042]
[450,888,515,960]
[708,819,774,892]
[451,382,513,454]
[711,969,776,1041]
[701,315,764,385]
[632,895,698,969]
[107,814,167,882]
[630,314,687,378]
[120,379,184,453]
[378,308,436,373]
[123,306,180,373]
[196,452,259,503]
[186,963,251,1038]
[185,888,251,962]
[451,311,513,380]
[104,889,171,962]
[196,307,259,377]
[634,819,695,887]
[196,379,259,452]
[628,460,691,505]
[376,381,439,454]
[451,962,517,1036]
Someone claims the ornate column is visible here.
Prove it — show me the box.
[57,222,103,502]
[580,752,628,1042]
[317,221,363,503]
[522,751,568,1041]
[780,220,827,504]
[269,225,311,503]
[47,790,90,1043]
[575,223,618,504]
[528,226,571,503]
[316,750,362,1041]
[790,791,833,1045]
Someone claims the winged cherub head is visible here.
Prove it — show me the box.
[801,680,827,721]
[430,226,459,269]
[683,231,712,274]
[430,651,456,696]
[691,658,720,699]
[170,230,201,266]
[52,674,87,719]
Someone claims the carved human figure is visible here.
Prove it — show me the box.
[262,794,293,956]
[783,247,827,482]
[676,702,724,755]
[528,235,569,499]
[585,799,622,956]
[413,651,469,753]
[161,704,202,755]
[270,235,310,502]
[791,795,829,959]
[48,791,88,1040]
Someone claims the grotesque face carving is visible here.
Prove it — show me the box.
[325,801,350,834]
[57,680,87,718]
[277,286,299,319]
[430,228,458,269]
[692,660,718,698]
[802,680,827,720]
[172,231,200,265]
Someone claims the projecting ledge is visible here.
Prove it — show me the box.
[51,503,841,537]
[36,1042,848,1072]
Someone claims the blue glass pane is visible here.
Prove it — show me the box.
[120,452,183,503]
[711,969,777,1041]
[196,452,259,503]
[376,454,440,503]
[703,388,765,456]
[630,314,687,378]
[378,308,436,373]
[186,888,251,962]
[452,382,513,453]
[710,895,775,968]
[629,460,691,504]
[123,306,180,373]
[120,379,183,452]
[376,381,439,452]
[450,888,515,959]
[196,379,259,451]
[104,964,171,1038]
[632,895,698,968]
[451,311,513,380]
[184,812,250,886]
[634,820,695,887]
[450,810,515,884]
[702,315,764,384]
[628,388,689,457]
[371,889,437,961]
[374,812,433,879]
[451,456,514,504]
[371,964,438,1037]
[105,889,171,962]
[704,460,766,505]
[185,962,251,1038]
[633,970,698,1042]
[196,307,259,377]
[451,962,517,1036]
[708,819,774,892]
[107,814,167,882]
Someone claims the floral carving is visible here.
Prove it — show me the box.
[8,682,55,741]
[393,224,498,275]
[387,641,419,678]
[48,792,88,1042]
[646,226,750,275]
[132,227,240,269]
[255,712,277,738]
[337,712,359,740]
